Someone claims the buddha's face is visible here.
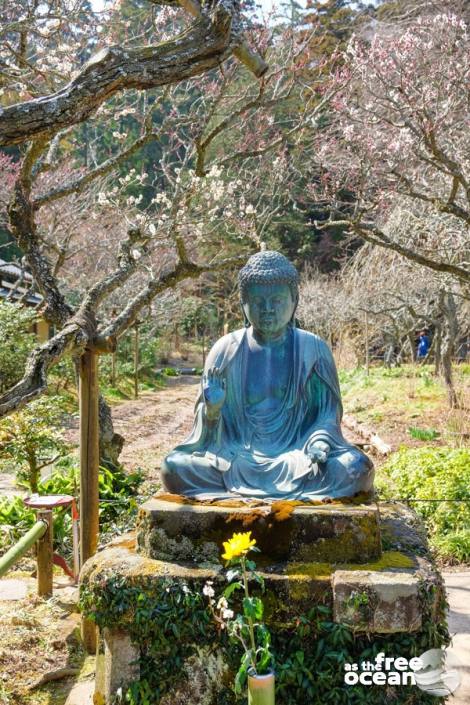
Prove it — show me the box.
[243,283,296,339]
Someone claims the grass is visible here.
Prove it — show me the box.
[338,363,470,449]
[408,426,440,441]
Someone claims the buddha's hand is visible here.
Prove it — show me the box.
[306,441,330,468]
[203,367,227,421]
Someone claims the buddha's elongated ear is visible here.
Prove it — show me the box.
[289,292,299,326]
[241,302,250,327]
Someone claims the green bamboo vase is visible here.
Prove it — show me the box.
[248,670,275,705]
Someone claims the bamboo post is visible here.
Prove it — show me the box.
[36,509,53,597]
[0,520,47,578]
[134,322,139,400]
[80,348,100,654]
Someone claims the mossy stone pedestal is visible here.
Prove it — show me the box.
[136,495,382,564]
[80,496,447,705]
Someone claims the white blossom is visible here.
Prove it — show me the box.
[202,581,215,598]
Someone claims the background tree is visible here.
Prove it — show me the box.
[308,9,470,284]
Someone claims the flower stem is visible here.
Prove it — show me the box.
[241,555,257,673]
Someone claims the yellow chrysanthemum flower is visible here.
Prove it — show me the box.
[222,531,257,561]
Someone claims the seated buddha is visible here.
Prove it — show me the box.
[161,250,373,501]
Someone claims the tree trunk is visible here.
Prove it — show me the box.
[364,312,369,376]
[76,357,123,470]
[99,396,124,470]
[27,450,39,493]
[434,324,442,375]
[407,332,416,363]
[134,322,139,400]
[111,351,117,387]
[440,291,459,409]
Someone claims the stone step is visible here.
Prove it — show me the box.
[136,495,382,564]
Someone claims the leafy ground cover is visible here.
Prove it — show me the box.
[377,447,470,563]
[0,456,144,556]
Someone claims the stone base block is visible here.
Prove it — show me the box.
[332,570,422,633]
[81,547,332,625]
[136,495,382,564]
[94,625,140,705]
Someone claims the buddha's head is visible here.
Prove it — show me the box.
[238,250,299,338]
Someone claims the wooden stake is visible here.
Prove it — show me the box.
[37,510,53,597]
[365,312,370,376]
[111,350,116,387]
[79,348,99,653]
[134,322,139,400]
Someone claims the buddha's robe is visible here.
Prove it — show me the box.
[161,327,373,500]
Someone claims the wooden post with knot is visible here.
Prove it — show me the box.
[78,312,116,654]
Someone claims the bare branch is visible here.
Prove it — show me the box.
[101,253,248,338]
[33,127,158,208]
[8,140,73,325]
[315,218,470,284]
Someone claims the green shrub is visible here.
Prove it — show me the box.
[0,456,144,557]
[0,395,69,492]
[432,530,470,564]
[162,367,179,377]
[0,301,36,393]
[377,447,470,562]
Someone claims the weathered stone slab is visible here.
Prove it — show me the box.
[136,496,381,564]
[64,680,94,705]
[93,626,140,705]
[0,578,29,600]
[332,570,422,633]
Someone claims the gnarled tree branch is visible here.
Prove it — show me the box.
[0,0,266,146]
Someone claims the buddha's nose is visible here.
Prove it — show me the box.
[262,301,274,313]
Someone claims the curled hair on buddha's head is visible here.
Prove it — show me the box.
[238,250,300,304]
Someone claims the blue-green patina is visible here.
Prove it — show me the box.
[162,251,373,500]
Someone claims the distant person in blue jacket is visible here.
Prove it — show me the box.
[417,330,430,359]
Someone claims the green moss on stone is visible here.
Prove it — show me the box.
[286,551,415,581]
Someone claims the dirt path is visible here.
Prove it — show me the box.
[108,376,200,486]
